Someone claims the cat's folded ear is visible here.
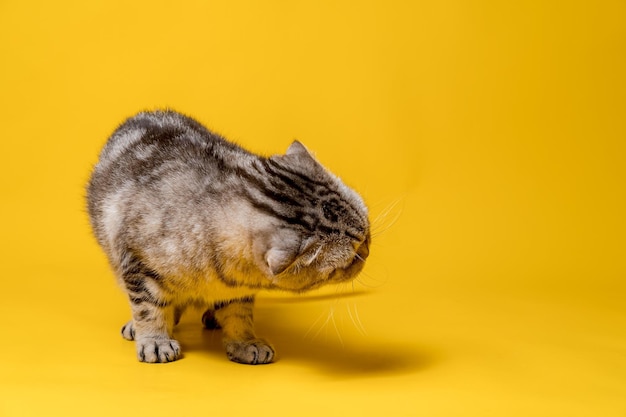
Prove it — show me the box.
[265,246,299,276]
[253,228,302,276]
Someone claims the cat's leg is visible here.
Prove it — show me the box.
[201,308,221,329]
[120,255,181,363]
[121,305,184,339]
[129,301,180,363]
[213,296,275,365]
[173,305,186,326]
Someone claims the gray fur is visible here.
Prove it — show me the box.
[87,110,370,364]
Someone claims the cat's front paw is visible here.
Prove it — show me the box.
[121,321,135,341]
[225,339,275,365]
[136,337,181,363]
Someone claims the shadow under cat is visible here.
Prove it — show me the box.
[173,292,438,378]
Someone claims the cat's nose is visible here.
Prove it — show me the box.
[356,235,370,260]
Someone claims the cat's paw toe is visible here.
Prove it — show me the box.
[225,339,275,365]
[121,321,135,341]
[136,338,181,363]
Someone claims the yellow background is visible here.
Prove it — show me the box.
[1,1,625,416]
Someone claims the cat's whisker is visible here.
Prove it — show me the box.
[336,281,352,297]
[346,302,368,336]
[333,282,367,337]
[328,305,344,347]
[304,308,332,341]
[370,197,405,238]
[313,317,330,341]
[353,304,367,336]
[304,295,342,343]
[371,197,403,225]
[354,266,388,288]
[371,215,403,239]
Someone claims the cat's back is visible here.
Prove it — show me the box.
[95,110,225,173]
[86,111,249,235]
[89,110,244,192]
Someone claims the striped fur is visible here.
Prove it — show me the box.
[87,110,370,364]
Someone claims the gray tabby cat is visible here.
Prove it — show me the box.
[87,110,370,364]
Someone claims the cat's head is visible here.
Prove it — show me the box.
[250,141,370,292]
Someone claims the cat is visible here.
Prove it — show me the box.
[86,110,370,364]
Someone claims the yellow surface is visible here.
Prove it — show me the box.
[1,1,625,416]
